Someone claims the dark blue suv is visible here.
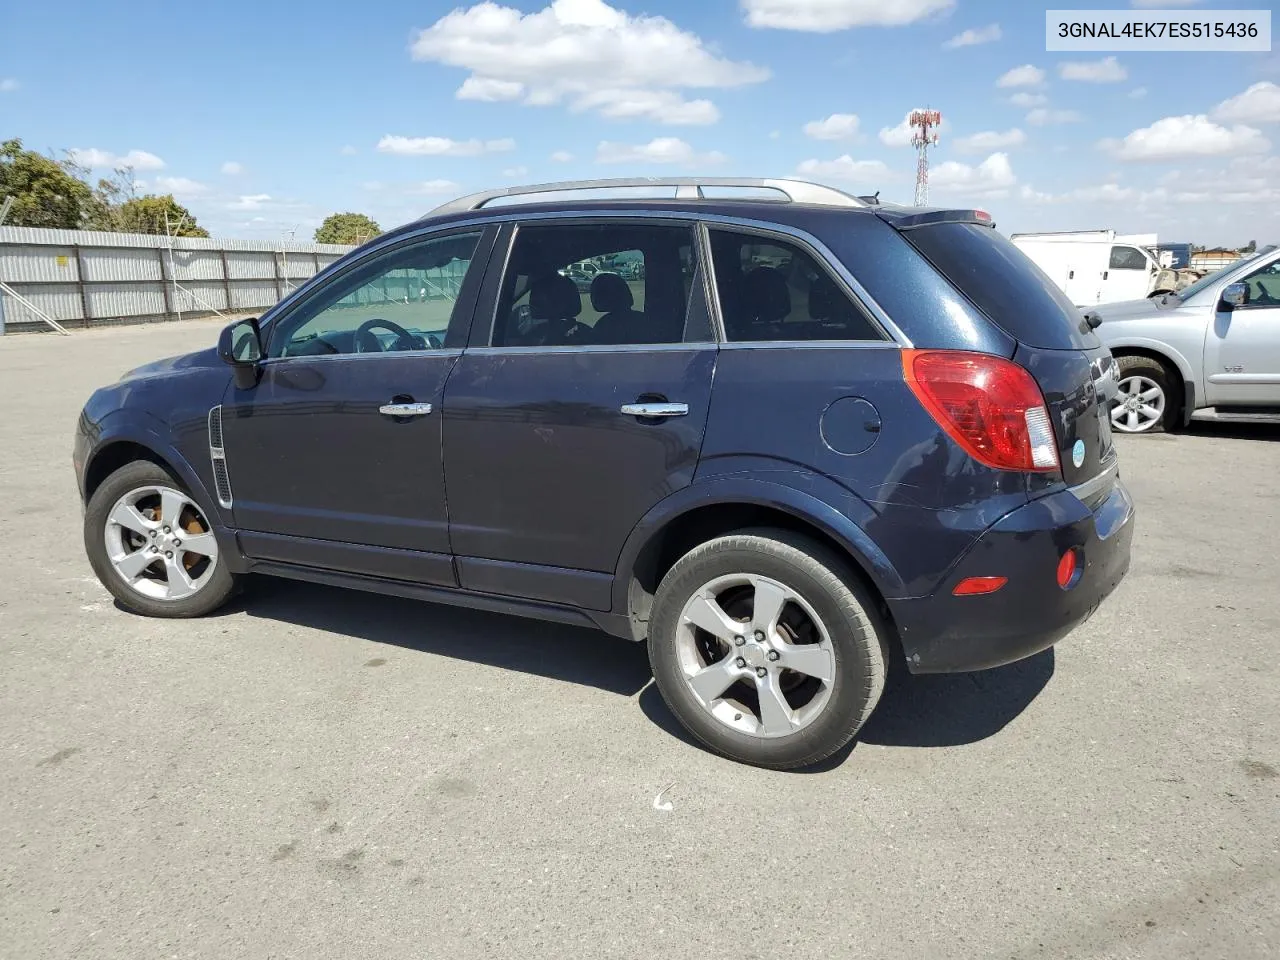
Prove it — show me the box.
[74,178,1134,769]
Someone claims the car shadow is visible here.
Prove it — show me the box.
[175,577,1054,765]
[1184,421,1280,442]
[638,648,1055,769]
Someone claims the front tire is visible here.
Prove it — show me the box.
[84,461,238,618]
[647,528,888,770]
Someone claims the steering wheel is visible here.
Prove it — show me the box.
[353,318,424,353]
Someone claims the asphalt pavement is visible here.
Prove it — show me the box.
[1,320,1277,960]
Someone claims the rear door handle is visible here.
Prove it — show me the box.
[379,402,433,416]
[620,402,688,418]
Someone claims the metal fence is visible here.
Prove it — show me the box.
[0,226,356,334]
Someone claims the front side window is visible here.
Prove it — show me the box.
[708,229,882,342]
[492,223,697,347]
[1109,246,1149,271]
[270,231,482,358]
[1240,260,1280,308]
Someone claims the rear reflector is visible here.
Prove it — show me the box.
[902,350,1061,473]
[1056,548,1080,589]
[953,576,1008,596]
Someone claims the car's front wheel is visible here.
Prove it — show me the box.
[84,461,239,617]
[647,528,888,770]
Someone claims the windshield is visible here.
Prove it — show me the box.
[1177,245,1278,302]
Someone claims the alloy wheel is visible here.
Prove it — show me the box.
[675,573,836,739]
[1110,375,1166,433]
[103,485,220,601]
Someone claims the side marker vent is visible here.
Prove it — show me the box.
[208,405,233,508]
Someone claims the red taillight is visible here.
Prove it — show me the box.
[974,210,992,222]
[953,576,1007,596]
[1056,548,1079,589]
[902,350,1060,473]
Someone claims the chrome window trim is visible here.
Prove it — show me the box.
[718,340,902,352]
[257,207,911,349]
[466,342,717,357]
[259,347,464,368]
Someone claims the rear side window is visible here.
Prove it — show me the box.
[492,222,698,347]
[708,229,883,343]
[905,222,1100,350]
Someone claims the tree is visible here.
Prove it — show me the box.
[1244,240,1257,253]
[315,212,381,245]
[114,194,209,237]
[0,138,92,228]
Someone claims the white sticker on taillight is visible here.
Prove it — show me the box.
[1024,406,1060,469]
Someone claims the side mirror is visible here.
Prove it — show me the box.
[218,318,263,389]
[1221,282,1248,310]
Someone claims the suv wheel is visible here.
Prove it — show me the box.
[1111,355,1176,434]
[647,528,888,770]
[85,461,239,618]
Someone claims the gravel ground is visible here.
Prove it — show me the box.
[1,320,1277,960]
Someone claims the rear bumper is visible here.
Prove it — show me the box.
[886,479,1134,674]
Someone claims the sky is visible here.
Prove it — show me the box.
[2,0,1278,246]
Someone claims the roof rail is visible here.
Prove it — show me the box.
[424,177,866,218]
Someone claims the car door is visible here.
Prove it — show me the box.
[442,218,716,610]
[1205,256,1280,407]
[1102,245,1155,303]
[219,225,496,585]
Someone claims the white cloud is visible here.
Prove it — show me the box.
[1129,87,1148,99]
[572,87,719,124]
[795,156,899,183]
[414,179,462,194]
[67,147,165,171]
[220,161,244,175]
[1009,92,1047,108]
[340,145,358,156]
[377,135,515,156]
[227,194,273,211]
[943,23,1001,49]
[953,128,1026,153]
[997,64,1045,88]
[0,78,18,93]
[931,152,1017,196]
[550,150,574,162]
[412,0,768,125]
[1102,114,1270,161]
[150,176,208,197]
[878,109,948,147]
[803,113,860,140]
[595,137,726,165]
[457,76,525,101]
[361,181,385,191]
[1059,56,1127,83]
[742,0,954,31]
[1026,107,1083,126]
[1213,81,1280,125]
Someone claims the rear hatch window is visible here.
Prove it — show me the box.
[903,222,1101,351]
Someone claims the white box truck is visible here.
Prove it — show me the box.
[1011,230,1167,307]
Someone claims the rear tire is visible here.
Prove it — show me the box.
[85,461,239,618]
[1111,354,1179,434]
[647,528,888,770]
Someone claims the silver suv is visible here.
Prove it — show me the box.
[1095,244,1280,433]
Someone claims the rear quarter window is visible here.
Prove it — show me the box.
[905,222,1101,350]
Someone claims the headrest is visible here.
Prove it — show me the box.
[808,272,840,320]
[529,273,582,320]
[590,272,633,313]
[744,266,791,324]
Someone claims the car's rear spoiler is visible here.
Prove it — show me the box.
[878,209,996,230]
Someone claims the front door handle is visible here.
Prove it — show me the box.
[379,402,433,416]
[620,402,688,418]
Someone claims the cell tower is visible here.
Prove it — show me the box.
[910,109,942,207]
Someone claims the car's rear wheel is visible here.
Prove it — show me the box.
[1111,355,1177,434]
[647,528,888,770]
[85,461,238,618]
